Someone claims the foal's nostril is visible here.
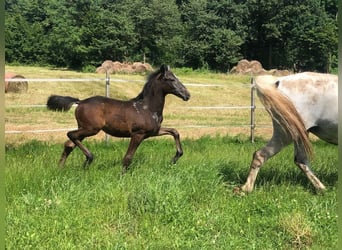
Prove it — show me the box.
[183,93,190,101]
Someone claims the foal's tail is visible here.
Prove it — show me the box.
[254,81,313,158]
[47,95,80,111]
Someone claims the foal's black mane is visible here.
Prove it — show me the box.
[132,67,164,101]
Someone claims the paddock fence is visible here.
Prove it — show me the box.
[5,74,272,143]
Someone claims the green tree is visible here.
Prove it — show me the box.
[5,0,50,64]
[244,0,338,72]
[282,1,338,72]
[126,0,184,66]
[4,0,337,72]
[181,0,245,71]
[46,0,137,68]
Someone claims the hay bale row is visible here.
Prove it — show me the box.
[5,73,28,93]
[230,59,267,75]
[96,60,153,74]
[230,59,291,76]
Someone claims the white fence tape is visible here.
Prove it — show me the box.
[5,77,260,140]
[5,77,224,87]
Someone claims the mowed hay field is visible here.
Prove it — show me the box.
[5,66,337,249]
[5,65,270,144]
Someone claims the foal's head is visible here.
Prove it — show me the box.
[154,65,190,101]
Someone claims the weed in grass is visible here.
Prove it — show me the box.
[279,212,313,249]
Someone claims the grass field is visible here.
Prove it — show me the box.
[6,137,337,249]
[5,66,337,249]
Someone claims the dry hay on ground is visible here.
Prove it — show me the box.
[5,73,28,93]
[230,59,291,76]
[96,60,153,74]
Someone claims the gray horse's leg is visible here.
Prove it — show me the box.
[294,142,326,191]
[238,123,292,193]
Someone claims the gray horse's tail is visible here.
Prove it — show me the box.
[47,95,80,111]
[255,82,313,158]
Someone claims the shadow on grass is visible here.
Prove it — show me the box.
[218,161,337,193]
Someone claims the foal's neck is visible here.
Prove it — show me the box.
[144,90,166,115]
[134,82,166,115]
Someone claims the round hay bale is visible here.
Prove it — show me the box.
[132,62,147,73]
[101,60,114,70]
[143,63,153,71]
[229,59,251,74]
[229,66,238,74]
[236,59,250,72]
[112,61,123,73]
[96,66,107,74]
[120,63,134,73]
[249,60,263,72]
[5,73,28,93]
[121,67,135,74]
[230,59,267,75]
[97,61,154,74]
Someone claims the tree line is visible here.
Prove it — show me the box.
[5,0,338,72]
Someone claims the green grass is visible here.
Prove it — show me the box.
[5,66,337,249]
[6,136,337,249]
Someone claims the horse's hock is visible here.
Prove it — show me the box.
[5,73,28,93]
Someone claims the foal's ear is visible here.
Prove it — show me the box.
[160,64,170,74]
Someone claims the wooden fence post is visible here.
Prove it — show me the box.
[250,77,256,143]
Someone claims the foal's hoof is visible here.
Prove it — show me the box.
[233,186,246,196]
[121,165,130,175]
[58,159,66,167]
[171,151,183,164]
[314,187,326,195]
[82,158,93,169]
[171,155,181,164]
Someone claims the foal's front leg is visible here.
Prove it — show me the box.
[158,127,183,164]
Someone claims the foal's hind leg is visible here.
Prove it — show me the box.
[294,143,326,191]
[158,127,183,164]
[67,128,99,168]
[59,140,76,167]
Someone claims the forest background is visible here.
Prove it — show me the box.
[5,0,338,73]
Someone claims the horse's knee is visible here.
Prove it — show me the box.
[63,140,75,154]
[64,139,75,147]
[252,150,266,167]
[67,131,76,141]
[173,130,180,139]
[58,140,76,167]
